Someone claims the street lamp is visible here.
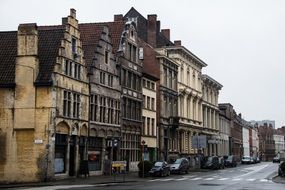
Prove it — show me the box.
[142,140,146,178]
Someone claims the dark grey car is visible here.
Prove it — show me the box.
[149,161,170,177]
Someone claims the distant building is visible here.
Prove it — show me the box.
[250,120,275,129]
[273,134,285,155]
[258,124,275,161]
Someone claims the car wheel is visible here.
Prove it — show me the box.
[167,170,170,176]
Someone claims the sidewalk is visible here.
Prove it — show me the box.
[272,175,285,184]
[0,172,146,189]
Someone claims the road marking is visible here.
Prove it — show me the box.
[235,164,269,178]
[148,179,162,182]
[190,177,202,180]
[218,178,229,181]
[204,178,214,181]
[175,178,188,181]
[232,178,242,181]
[246,178,256,181]
[160,178,174,181]
[260,179,268,182]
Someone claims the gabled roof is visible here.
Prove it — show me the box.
[0,31,17,87]
[124,7,174,47]
[79,21,125,57]
[79,23,104,66]
[36,28,65,85]
[0,27,65,87]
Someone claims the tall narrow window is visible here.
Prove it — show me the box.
[72,38,77,54]
[63,91,71,117]
[127,71,132,88]
[163,67,167,86]
[122,69,126,86]
[105,51,109,64]
[142,117,146,135]
[91,95,95,121]
[133,74,137,90]
[151,118,155,136]
[151,98,155,110]
[100,72,105,84]
[147,97,150,109]
[147,118,150,136]
[73,93,80,118]
[132,46,137,62]
[128,43,132,60]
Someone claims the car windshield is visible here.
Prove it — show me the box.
[154,162,163,167]
[227,156,233,160]
[207,157,213,162]
[243,156,250,159]
[174,159,182,164]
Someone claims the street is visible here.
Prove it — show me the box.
[20,162,284,190]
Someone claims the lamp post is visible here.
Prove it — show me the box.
[142,140,146,178]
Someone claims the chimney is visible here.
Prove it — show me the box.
[156,20,161,33]
[114,14,123,21]
[17,23,38,56]
[62,8,78,27]
[174,40,181,46]
[70,8,76,19]
[14,23,39,129]
[147,14,157,48]
[161,29,170,40]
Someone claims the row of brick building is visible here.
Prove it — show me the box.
[0,8,282,183]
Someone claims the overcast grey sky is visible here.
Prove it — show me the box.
[1,0,284,128]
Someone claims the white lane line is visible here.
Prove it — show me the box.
[218,178,229,181]
[160,178,174,181]
[190,177,202,180]
[175,178,188,181]
[232,178,242,181]
[260,179,268,182]
[148,179,162,182]
[204,178,214,181]
[246,178,256,181]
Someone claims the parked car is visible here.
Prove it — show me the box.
[242,156,253,164]
[273,156,280,163]
[256,156,261,163]
[201,156,219,170]
[250,157,255,164]
[149,161,170,177]
[218,157,225,169]
[225,155,237,167]
[170,157,190,174]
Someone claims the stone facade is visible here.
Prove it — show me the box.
[117,21,143,171]
[0,9,89,183]
[164,43,206,159]
[142,73,158,162]
[201,75,222,156]
[79,24,121,174]
[218,109,231,156]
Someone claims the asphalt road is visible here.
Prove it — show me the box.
[22,162,284,190]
